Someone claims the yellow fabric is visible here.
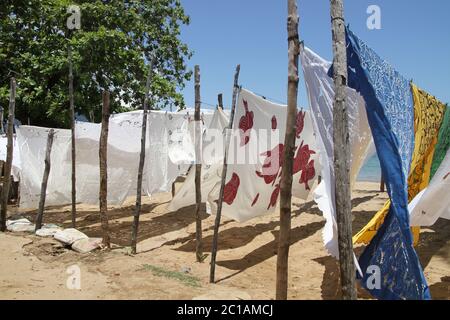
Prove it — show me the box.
[353,84,446,246]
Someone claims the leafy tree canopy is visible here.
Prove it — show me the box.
[0,0,192,128]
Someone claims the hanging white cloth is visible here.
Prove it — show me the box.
[300,47,373,258]
[409,149,450,226]
[17,126,72,208]
[169,108,229,212]
[207,89,320,222]
[17,109,215,209]
[0,135,22,182]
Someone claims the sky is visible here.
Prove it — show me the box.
[178,0,450,110]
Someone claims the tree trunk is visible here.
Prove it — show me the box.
[194,65,204,262]
[69,45,77,228]
[99,91,111,248]
[217,93,223,110]
[330,0,357,300]
[35,129,55,231]
[0,78,15,232]
[131,60,154,254]
[210,65,240,283]
[276,0,300,300]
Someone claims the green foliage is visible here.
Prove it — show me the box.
[0,0,192,128]
[140,264,201,288]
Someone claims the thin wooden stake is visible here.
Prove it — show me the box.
[217,94,223,110]
[35,129,55,231]
[0,106,4,134]
[276,0,300,300]
[194,65,204,262]
[99,91,111,248]
[0,78,15,232]
[210,65,240,283]
[131,60,154,254]
[69,45,77,228]
[379,173,385,192]
[330,0,357,299]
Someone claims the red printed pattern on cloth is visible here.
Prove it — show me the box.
[239,100,254,146]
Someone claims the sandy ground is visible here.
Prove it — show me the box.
[0,181,448,300]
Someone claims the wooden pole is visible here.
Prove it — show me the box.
[35,129,55,231]
[69,45,77,228]
[217,94,223,110]
[209,65,240,283]
[131,60,154,254]
[330,0,357,299]
[276,0,300,300]
[99,91,111,248]
[194,65,204,262]
[171,179,176,198]
[379,173,385,192]
[0,106,4,134]
[0,78,15,232]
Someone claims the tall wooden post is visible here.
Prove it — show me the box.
[217,94,223,110]
[276,0,300,300]
[68,45,77,228]
[210,65,240,283]
[0,78,15,232]
[35,129,55,231]
[99,91,111,248]
[330,0,357,299]
[131,60,154,254]
[194,65,204,262]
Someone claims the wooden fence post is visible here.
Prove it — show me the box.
[276,0,300,300]
[131,60,154,254]
[379,173,385,192]
[330,0,357,299]
[0,78,16,232]
[35,129,55,231]
[217,94,223,110]
[69,45,77,228]
[194,65,204,262]
[209,65,240,283]
[99,91,111,248]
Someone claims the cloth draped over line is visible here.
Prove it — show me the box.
[18,127,71,208]
[409,148,450,226]
[171,89,320,223]
[168,108,229,212]
[17,109,215,209]
[300,47,372,260]
[0,135,21,182]
[353,85,447,245]
[345,27,430,300]
[430,105,450,179]
[409,104,450,226]
[208,89,320,222]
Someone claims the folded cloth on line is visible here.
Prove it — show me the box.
[345,27,430,300]
[353,85,447,246]
[300,46,372,260]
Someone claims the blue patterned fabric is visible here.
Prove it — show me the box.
[345,27,430,300]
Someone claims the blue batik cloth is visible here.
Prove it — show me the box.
[344,27,430,300]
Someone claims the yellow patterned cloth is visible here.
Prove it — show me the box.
[353,84,447,245]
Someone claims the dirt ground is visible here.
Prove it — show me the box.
[0,182,448,300]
